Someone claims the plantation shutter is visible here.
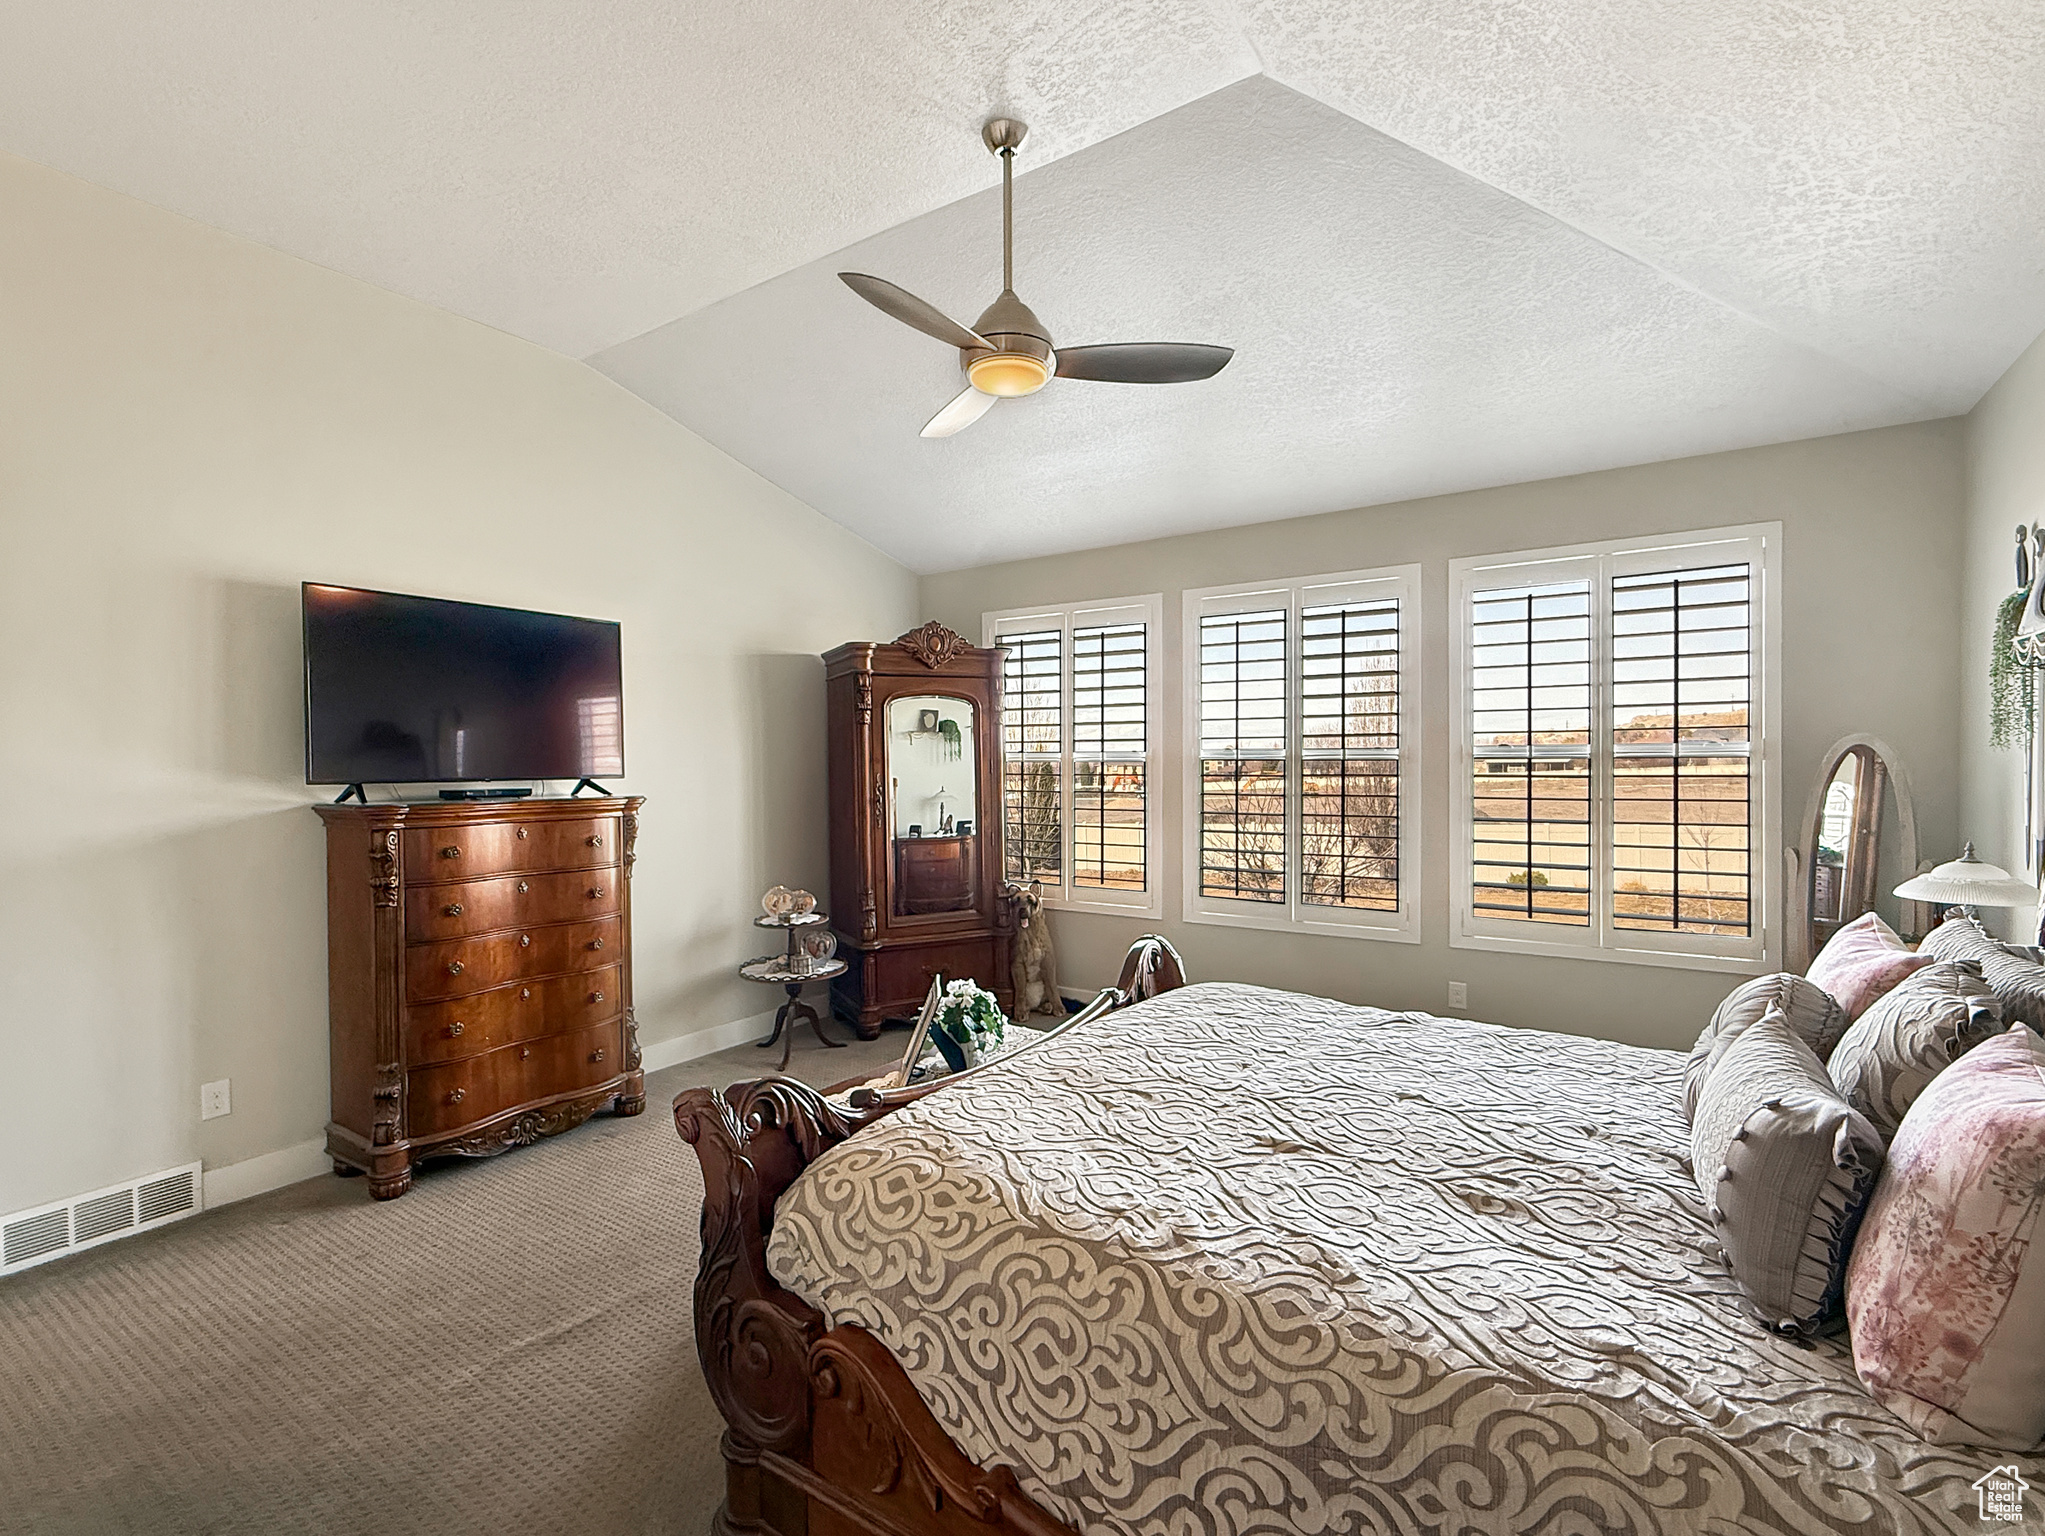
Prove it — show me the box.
[1468,578,1594,925]
[1299,594,1402,911]
[1452,526,1774,967]
[1610,563,1753,936]
[1186,567,1417,939]
[1197,603,1288,903]
[1071,620,1148,890]
[996,626,1061,885]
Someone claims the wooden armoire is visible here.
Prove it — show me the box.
[314,795,644,1198]
[825,623,1012,1035]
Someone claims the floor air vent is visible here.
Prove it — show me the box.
[1,1162,203,1278]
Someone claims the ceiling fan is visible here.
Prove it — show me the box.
[839,118,1234,438]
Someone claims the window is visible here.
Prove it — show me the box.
[1182,566,1419,940]
[1451,525,1780,971]
[984,595,1161,915]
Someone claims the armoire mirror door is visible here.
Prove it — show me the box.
[885,693,981,919]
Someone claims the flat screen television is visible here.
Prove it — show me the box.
[303,583,623,786]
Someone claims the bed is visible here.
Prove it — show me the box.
[675,939,2038,1535]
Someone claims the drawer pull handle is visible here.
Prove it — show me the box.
[446,960,465,976]
[590,1048,606,1064]
[590,991,605,1004]
[444,902,464,917]
[516,827,528,840]
[589,937,605,951]
[448,1021,464,1037]
[447,1087,466,1105]
[589,885,605,898]
[519,1046,532,1060]
[587,834,604,847]
[517,881,529,894]
[440,846,461,859]
[518,934,531,948]
[519,987,531,1000]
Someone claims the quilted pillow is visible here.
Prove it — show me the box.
[1828,961,2002,1143]
[1691,1009,1885,1334]
[1684,972,1848,1122]
[1847,1025,2045,1449]
[1807,912,1933,1020]
[1919,914,2045,1032]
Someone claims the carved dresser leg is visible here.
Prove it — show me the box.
[367,1168,412,1201]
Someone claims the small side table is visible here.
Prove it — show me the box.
[743,913,849,1071]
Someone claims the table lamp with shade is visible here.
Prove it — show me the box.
[1893,843,2039,925]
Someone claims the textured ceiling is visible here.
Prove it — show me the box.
[1243,0,2045,411]
[3,2,2041,569]
[594,77,1931,571]
[0,0,1256,358]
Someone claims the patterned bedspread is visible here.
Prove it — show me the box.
[766,982,2039,1534]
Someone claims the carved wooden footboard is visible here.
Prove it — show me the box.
[675,935,1186,1536]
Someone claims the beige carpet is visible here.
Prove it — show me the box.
[0,1025,908,1536]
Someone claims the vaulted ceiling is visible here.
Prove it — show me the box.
[4,3,2041,571]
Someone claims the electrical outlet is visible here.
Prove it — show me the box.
[1447,981,1469,1011]
[200,1079,231,1121]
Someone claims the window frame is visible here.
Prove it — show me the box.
[983,593,1165,919]
[1180,564,1422,943]
[1449,523,1782,974]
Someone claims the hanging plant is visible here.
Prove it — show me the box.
[938,718,963,761]
[1991,589,2035,750]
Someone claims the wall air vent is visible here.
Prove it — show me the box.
[1,1162,203,1278]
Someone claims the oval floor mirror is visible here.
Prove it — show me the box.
[1789,734,1923,970]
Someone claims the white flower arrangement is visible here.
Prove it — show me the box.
[933,978,1005,1065]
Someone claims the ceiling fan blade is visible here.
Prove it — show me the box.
[839,273,989,351]
[920,386,999,439]
[1053,342,1234,384]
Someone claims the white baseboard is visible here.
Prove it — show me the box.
[639,1009,780,1075]
[203,1137,329,1209]
[195,1009,782,1211]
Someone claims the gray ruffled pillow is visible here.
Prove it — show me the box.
[1685,972,1848,1122]
[1827,960,2001,1143]
[1919,915,2045,1031]
[1691,1009,1884,1335]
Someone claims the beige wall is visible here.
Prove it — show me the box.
[923,422,1967,1050]
[1959,327,2045,939]
[0,153,916,1215]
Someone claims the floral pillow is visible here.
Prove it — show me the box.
[1808,912,1934,1021]
[1846,1025,2045,1449]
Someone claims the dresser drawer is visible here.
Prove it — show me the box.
[407,916,621,1003]
[406,869,620,943]
[403,816,619,884]
[406,1020,622,1140]
[404,965,621,1066]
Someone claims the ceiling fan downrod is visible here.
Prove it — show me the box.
[983,116,1027,293]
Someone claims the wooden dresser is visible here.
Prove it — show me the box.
[313,796,645,1199]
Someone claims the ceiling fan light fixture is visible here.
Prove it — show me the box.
[965,350,1052,397]
[838,116,1234,437]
